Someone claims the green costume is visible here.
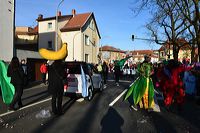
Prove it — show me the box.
[124,62,154,109]
[0,60,15,104]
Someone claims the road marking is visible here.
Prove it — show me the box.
[109,89,127,106]
[0,97,51,117]
[107,79,132,83]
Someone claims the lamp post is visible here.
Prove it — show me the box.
[73,32,80,60]
[55,0,64,51]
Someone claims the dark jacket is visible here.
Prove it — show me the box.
[7,65,24,85]
[48,60,66,94]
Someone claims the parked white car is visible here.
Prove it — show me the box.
[64,62,103,101]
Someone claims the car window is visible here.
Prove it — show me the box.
[65,62,89,74]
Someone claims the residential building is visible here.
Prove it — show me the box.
[37,9,101,64]
[130,50,159,63]
[158,38,197,62]
[0,0,15,62]
[15,26,45,81]
[100,45,126,63]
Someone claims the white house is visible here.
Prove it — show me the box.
[0,0,15,62]
[37,9,101,64]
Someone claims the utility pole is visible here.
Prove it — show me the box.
[55,0,64,51]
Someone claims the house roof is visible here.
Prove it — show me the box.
[60,13,101,38]
[158,38,191,51]
[130,50,154,55]
[15,26,38,35]
[100,45,125,53]
[37,11,101,38]
[60,13,91,31]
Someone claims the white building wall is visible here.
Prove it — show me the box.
[0,0,14,62]
[38,19,56,49]
[61,31,82,61]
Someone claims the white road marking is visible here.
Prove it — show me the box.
[107,79,132,83]
[109,89,127,106]
[0,97,51,117]
[76,98,84,102]
[109,85,162,112]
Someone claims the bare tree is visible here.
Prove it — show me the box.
[175,0,200,61]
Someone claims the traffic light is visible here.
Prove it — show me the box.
[132,35,134,41]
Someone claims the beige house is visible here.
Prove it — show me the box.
[100,45,126,63]
[37,9,101,64]
[158,39,196,62]
[130,50,159,63]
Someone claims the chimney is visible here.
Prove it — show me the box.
[57,11,61,16]
[38,14,43,20]
[72,9,76,17]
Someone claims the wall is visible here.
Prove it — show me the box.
[61,31,82,61]
[0,0,14,62]
[82,17,100,64]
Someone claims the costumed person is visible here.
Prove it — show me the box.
[0,60,15,105]
[184,69,196,96]
[40,61,48,85]
[124,55,155,111]
[157,59,192,112]
[48,60,66,115]
[7,57,25,110]
[113,62,121,86]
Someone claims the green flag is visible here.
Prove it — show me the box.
[114,56,131,69]
[0,60,15,105]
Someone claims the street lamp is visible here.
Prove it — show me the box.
[55,0,64,51]
[72,32,80,60]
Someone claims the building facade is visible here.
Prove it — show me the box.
[37,9,101,64]
[0,0,15,62]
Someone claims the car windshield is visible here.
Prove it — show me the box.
[65,62,89,74]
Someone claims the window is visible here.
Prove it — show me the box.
[85,35,89,45]
[48,41,52,49]
[48,22,52,29]
[90,21,94,30]
[85,54,89,63]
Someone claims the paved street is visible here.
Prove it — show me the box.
[0,76,200,133]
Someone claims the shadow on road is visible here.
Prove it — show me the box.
[31,97,76,133]
[100,107,124,133]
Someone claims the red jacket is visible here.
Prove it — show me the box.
[40,64,47,73]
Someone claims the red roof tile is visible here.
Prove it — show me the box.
[100,45,125,53]
[60,13,91,31]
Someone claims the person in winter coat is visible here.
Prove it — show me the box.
[7,57,24,110]
[48,60,66,115]
[40,62,48,84]
[102,61,109,85]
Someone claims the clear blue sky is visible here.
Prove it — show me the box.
[16,0,161,51]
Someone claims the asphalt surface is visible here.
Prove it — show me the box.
[0,76,200,133]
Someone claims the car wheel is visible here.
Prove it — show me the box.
[86,87,93,101]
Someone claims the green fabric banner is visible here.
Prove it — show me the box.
[0,60,15,105]
[114,56,131,69]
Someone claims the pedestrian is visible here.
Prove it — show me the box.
[40,61,48,85]
[102,61,108,85]
[48,60,66,115]
[7,57,24,110]
[21,59,28,86]
[157,59,193,112]
[124,55,155,111]
[113,62,121,86]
